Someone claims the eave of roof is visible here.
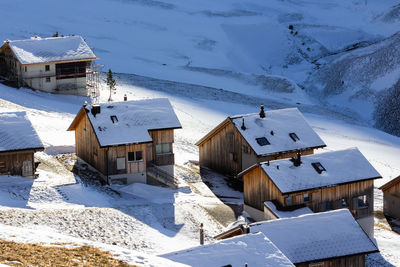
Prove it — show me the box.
[379,175,400,191]
[195,118,230,146]
[0,146,44,154]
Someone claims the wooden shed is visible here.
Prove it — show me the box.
[0,36,98,96]
[196,107,326,177]
[67,98,181,185]
[379,175,400,219]
[236,209,378,267]
[238,148,381,237]
[0,112,44,177]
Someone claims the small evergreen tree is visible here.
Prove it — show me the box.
[52,32,59,37]
[107,69,116,101]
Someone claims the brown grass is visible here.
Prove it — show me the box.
[0,239,135,267]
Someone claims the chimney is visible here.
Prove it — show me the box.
[124,94,127,101]
[259,105,265,118]
[276,164,279,170]
[241,224,250,234]
[293,152,302,167]
[241,118,246,130]
[91,104,101,117]
[270,130,274,136]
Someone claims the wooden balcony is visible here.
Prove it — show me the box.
[154,153,174,166]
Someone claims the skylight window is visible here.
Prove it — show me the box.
[289,132,300,142]
[311,162,326,174]
[110,115,118,123]
[256,137,270,146]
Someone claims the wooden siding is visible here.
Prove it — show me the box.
[149,129,175,166]
[244,166,374,218]
[198,122,242,177]
[383,181,400,197]
[297,254,365,267]
[199,120,316,177]
[106,144,147,175]
[0,150,35,176]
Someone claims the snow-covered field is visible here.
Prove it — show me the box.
[1,0,400,266]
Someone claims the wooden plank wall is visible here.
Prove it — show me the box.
[296,254,365,267]
[244,167,284,210]
[244,166,374,218]
[0,151,34,176]
[149,129,175,166]
[198,122,242,176]
[385,181,400,197]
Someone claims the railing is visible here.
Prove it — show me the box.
[147,163,178,189]
[154,153,175,166]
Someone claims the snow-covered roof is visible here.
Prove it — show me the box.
[264,201,313,219]
[250,209,378,264]
[260,148,381,194]
[160,233,294,267]
[85,98,181,147]
[230,108,326,156]
[0,112,44,152]
[6,36,96,65]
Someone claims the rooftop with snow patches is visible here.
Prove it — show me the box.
[161,232,294,267]
[196,106,326,177]
[0,111,44,177]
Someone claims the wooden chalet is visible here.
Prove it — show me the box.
[0,112,44,177]
[216,209,379,267]
[0,36,98,96]
[238,148,381,236]
[379,175,400,219]
[67,98,181,185]
[196,106,326,177]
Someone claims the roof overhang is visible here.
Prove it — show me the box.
[195,118,231,146]
[379,175,400,192]
[20,57,99,66]
[0,147,45,154]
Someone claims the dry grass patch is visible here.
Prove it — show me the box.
[0,239,134,267]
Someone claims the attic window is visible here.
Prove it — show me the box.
[110,115,118,123]
[289,132,300,142]
[311,162,326,174]
[256,137,270,146]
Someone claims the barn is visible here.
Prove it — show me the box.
[238,148,381,236]
[379,175,400,219]
[215,210,379,267]
[0,111,44,177]
[0,35,98,96]
[67,98,182,185]
[196,106,326,177]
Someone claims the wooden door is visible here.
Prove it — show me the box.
[22,160,32,177]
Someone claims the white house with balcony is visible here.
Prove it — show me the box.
[0,35,98,96]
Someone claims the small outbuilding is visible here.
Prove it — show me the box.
[161,232,294,267]
[216,209,379,267]
[379,175,400,219]
[238,148,381,236]
[0,35,98,96]
[196,107,326,177]
[67,98,182,185]
[0,111,44,177]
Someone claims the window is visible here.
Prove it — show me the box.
[163,143,170,153]
[24,66,27,72]
[311,162,326,174]
[325,201,331,211]
[256,137,270,146]
[110,115,118,123]
[46,77,51,83]
[304,193,310,203]
[285,196,292,206]
[116,157,125,170]
[156,144,162,154]
[45,65,50,71]
[136,151,143,161]
[358,195,368,208]
[0,161,5,169]
[289,132,300,142]
[156,143,171,154]
[341,198,348,208]
[128,151,143,162]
